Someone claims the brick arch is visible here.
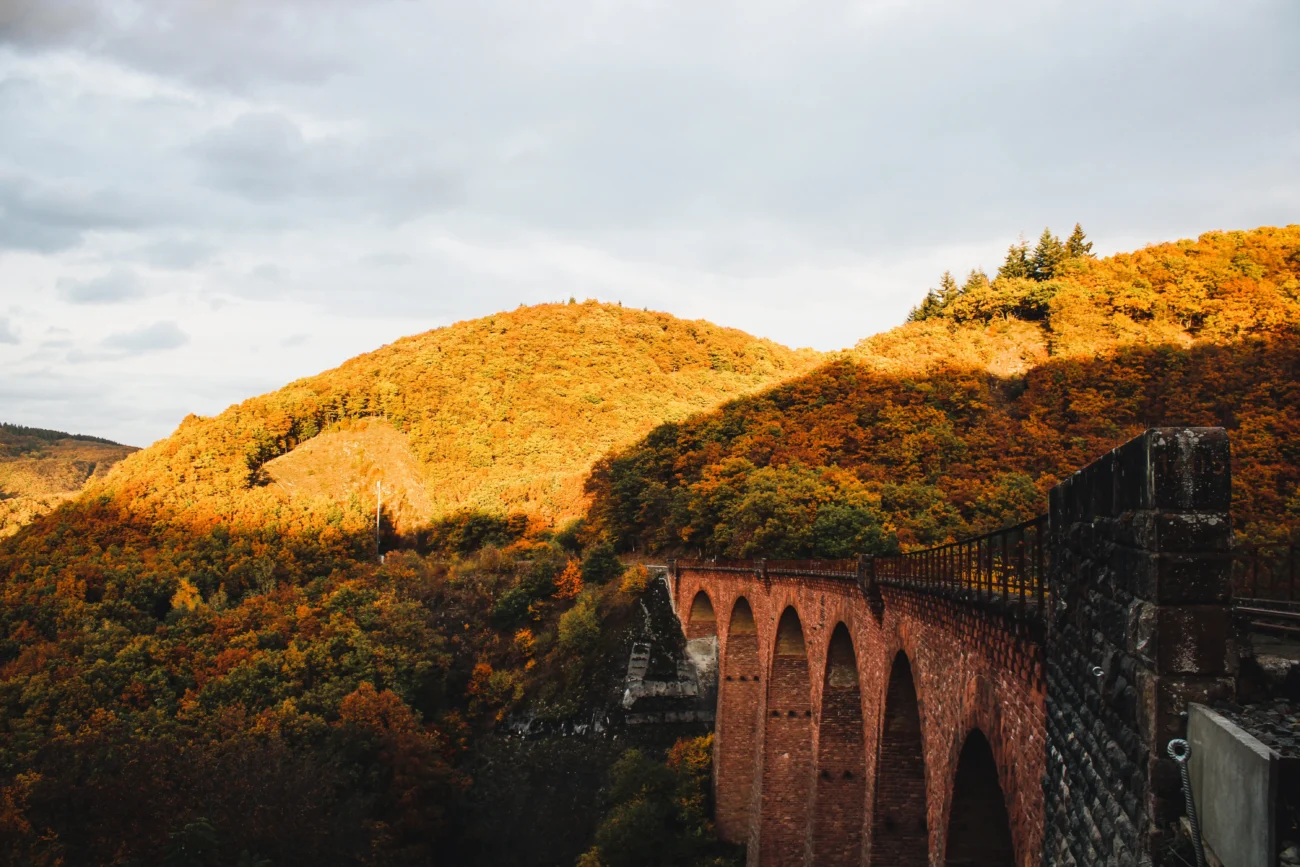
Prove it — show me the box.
[944,728,1015,867]
[811,622,865,867]
[758,606,814,866]
[715,596,761,843]
[686,589,717,640]
[871,650,928,866]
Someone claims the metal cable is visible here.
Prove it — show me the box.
[1167,738,1205,867]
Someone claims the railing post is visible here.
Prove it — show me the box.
[1035,520,1045,618]
[1013,530,1024,616]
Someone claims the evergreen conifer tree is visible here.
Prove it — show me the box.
[1031,228,1065,281]
[937,270,959,304]
[907,289,943,322]
[1065,223,1094,258]
[962,268,990,293]
[997,240,1032,280]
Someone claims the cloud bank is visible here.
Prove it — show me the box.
[0,0,1297,445]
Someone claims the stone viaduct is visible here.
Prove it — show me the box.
[667,428,1235,866]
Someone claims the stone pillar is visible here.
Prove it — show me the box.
[1044,428,1234,864]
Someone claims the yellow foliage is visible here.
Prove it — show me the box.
[618,564,651,596]
[170,578,201,612]
[81,302,823,536]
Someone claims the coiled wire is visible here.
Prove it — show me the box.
[1167,738,1205,867]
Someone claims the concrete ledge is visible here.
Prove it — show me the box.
[1188,703,1280,867]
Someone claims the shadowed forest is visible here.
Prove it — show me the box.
[0,225,1297,866]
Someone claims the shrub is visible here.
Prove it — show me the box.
[581,543,623,585]
[557,591,600,655]
[618,564,651,596]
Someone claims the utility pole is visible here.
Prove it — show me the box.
[375,480,382,562]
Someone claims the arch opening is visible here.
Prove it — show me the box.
[944,729,1014,867]
[812,623,865,867]
[689,590,716,625]
[686,590,717,641]
[870,652,928,867]
[758,607,813,866]
[714,597,760,843]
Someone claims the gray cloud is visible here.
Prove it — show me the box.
[57,266,145,304]
[189,111,461,219]
[0,0,1297,445]
[0,0,104,49]
[135,237,218,269]
[0,316,18,344]
[0,168,162,252]
[99,320,189,353]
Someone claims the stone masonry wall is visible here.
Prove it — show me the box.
[1044,427,1235,864]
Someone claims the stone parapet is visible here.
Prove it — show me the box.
[1044,428,1235,864]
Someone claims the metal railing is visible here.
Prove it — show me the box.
[872,516,1049,623]
[1232,543,1299,636]
[672,557,859,579]
[671,516,1049,624]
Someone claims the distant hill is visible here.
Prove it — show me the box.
[0,424,136,536]
[91,301,823,536]
[587,225,1300,555]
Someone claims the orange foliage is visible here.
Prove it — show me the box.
[83,302,821,539]
[590,226,1300,553]
[554,559,584,599]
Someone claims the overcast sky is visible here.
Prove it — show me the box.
[1,0,1297,447]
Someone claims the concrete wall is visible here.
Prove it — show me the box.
[1189,703,1279,867]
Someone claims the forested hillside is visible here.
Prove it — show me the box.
[0,424,136,537]
[91,301,821,538]
[586,226,1300,556]
[0,302,806,866]
[2,226,1297,866]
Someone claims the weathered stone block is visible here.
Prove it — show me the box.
[1152,605,1230,675]
[1114,548,1232,604]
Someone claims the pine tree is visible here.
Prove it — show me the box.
[907,289,943,322]
[1065,223,1093,258]
[937,270,959,305]
[997,240,1032,280]
[962,268,990,293]
[1031,228,1065,281]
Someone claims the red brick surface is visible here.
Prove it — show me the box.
[811,625,865,866]
[871,653,928,866]
[673,573,1046,867]
[758,609,814,867]
[715,596,760,843]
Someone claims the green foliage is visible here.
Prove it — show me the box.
[423,509,524,556]
[0,421,123,446]
[558,590,601,655]
[1065,223,1093,258]
[908,271,960,322]
[579,736,741,867]
[1031,227,1066,281]
[580,542,624,585]
[997,239,1032,280]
